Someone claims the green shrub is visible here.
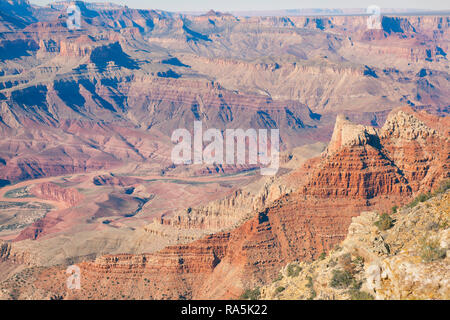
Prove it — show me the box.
[348,289,374,300]
[287,264,302,278]
[306,276,314,289]
[308,289,317,300]
[339,253,354,273]
[330,270,355,289]
[419,237,446,263]
[328,259,338,268]
[426,221,440,231]
[240,288,261,300]
[275,286,285,294]
[391,205,398,214]
[374,213,394,231]
[353,256,364,266]
[419,193,431,202]
[319,252,327,260]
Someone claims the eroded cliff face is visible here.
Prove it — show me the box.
[1,108,446,300]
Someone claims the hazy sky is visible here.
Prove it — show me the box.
[29,0,449,12]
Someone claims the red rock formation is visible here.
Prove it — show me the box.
[14,216,62,241]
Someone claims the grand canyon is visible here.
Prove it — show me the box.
[0,0,448,301]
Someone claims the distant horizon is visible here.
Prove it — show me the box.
[28,0,450,13]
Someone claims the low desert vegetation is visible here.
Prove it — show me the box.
[339,253,355,273]
[286,264,302,277]
[306,276,314,289]
[353,256,364,266]
[374,213,395,231]
[407,192,433,208]
[330,269,355,289]
[435,179,450,194]
[329,269,374,299]
[273,273,283,283]
[419,236,446,263]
